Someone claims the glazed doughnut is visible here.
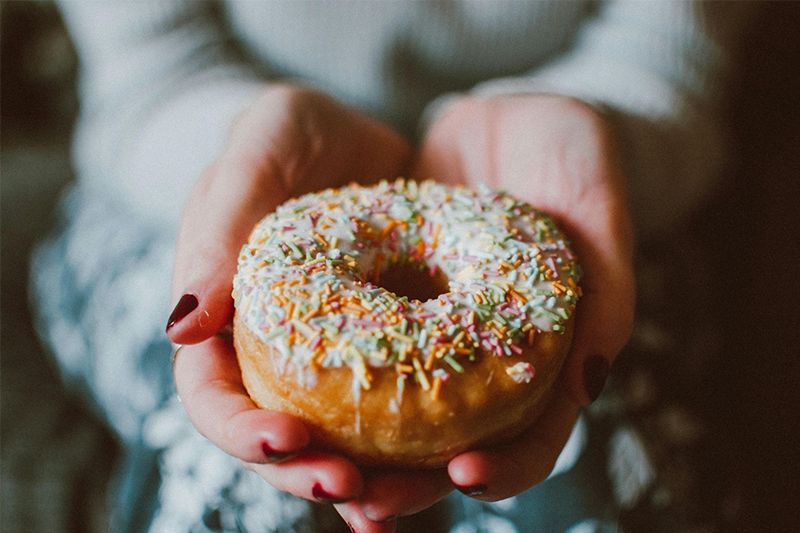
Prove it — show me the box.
[233,179,581,467]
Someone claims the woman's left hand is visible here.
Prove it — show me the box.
[341,94,636,526]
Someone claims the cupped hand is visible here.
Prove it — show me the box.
[416,94,635,406]
[166,85,411,517]
[351,94,636,522]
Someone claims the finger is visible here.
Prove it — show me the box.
[230,86,411,196]
[347,114,413,186]
[167,156,289,344]
[555,187,636,405]
[278,110,411,198]
[410,98,482,187]
[357,468,453,522]
[335,501,398,533]
[411,135,466,187]
[447,389,580,501]
[174,335,309,462]
[531,109,637,405]
[247,451,363,504]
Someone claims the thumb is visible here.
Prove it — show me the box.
[166,158,289,344]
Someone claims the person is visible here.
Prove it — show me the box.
[32,2,749,532]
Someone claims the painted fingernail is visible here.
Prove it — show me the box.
[312,482,348,504]
[261,441,295,463]
[166,294,198,332]
[584,355,610,402]
[455,484,487,497]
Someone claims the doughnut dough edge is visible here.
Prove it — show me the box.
[234,311,573,467]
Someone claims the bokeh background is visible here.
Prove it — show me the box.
[2,2,798,532]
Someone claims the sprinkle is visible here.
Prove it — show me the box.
[509,290,526,306]
[417,327,427,349]
[302,308,319,322]
[431,224,441,249]
[444,355,464,373]
[287,241,304,259]
[431,376,443,400]
[424,345,437,371]
[293,319,315,340]
[536,308,561,321]
[380,220,397,241]
[263,326,286,340]
[413,358,430,391]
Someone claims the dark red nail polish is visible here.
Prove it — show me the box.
[584,355,610,402]
[261,441,295,463]
[312,482,348,503]
[455,484,487,497]
[166,294,198,332]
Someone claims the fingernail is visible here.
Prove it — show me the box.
[455,484,487,497]
[166,294,198,332]
[584,355,610,402]
[312,482,348,504]
[261,441,295,463]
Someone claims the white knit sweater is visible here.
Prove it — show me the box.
[57,0,749,235]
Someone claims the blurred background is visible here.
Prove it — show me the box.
[1,2,798,532]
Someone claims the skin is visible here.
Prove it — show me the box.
[168,86,635,530]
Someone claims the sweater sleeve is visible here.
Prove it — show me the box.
[430,1,751,235]
[57,1,266,228]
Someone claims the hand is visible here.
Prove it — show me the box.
[350,94,636,522]
[166,85,411,522]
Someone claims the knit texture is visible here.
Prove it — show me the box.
[57,0,746,233]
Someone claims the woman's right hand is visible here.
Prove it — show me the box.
[166,85,410,527]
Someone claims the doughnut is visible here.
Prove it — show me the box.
[232,179,581,467]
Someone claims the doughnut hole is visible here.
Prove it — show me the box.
[376,261,450,303]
